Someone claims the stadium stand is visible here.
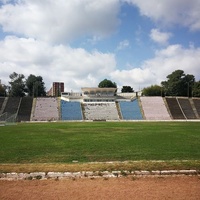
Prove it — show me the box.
[1,94,199,122]
[119,99,143,120]
[140,97,171,120]
[83,102,119,120]
[115,102,123,119]
[177,98,197,119]
[17,97,33,122]
[193,98,200,117]
[2,97,21,116]
[61,100,82,120]
[165,97,185,119]
[32,97,59,121]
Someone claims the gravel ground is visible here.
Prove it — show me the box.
[0,176,200,200]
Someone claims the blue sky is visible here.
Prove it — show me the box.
[0,0,200,92]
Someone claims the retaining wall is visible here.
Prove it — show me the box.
[0,170,199,181]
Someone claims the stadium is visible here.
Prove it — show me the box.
[0,86,200,199]
[0,87,200,123]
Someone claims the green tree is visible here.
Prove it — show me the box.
[98,79,117,88]
[9,72,26,97]
[161,69,195,97]
[142,85,163,96]
[183,74,195,97]
[26,74,46,97]
[193,81,200,97]
[121,86,134,93]
[0,84,6,96]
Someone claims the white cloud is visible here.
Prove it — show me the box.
[1,0,200,94]
[0,36,116,91]
[116,40,130,50]
[145,45,200,82]
[125,0,200,31]
[111,44,200,90]
[1,36,200,93]
[87,36,102,45]
[0,0,120,43]
[150,29,172,45]
[111,68,155,91]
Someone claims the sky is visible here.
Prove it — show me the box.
[0,0,200,92]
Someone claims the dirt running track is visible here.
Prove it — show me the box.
[0,176,200,200]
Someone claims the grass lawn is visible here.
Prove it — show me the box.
[0,121,200,172]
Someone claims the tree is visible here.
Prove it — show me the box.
[142,85,163,96]
[0,84,6,97]
[193,81,200,97]
[121,86,134,93]
[161,70,195,97]
[26,74,46,97]
[184,74,195,97]
[98,79,117,88]
[9,72,26,97]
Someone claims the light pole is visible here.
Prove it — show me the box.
[187,81,193,98]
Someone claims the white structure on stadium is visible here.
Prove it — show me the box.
[61,87,140,102]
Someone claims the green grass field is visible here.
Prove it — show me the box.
[1,121,200,163]
[0,121,200,172]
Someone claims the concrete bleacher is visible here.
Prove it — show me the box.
[140,97,171,120]
[193,98,200,118]
[32,97,59,121]
[83,102,119,120]
[2,97,21,117]
[165,97,185,119]
[17,97,33,122]
[61,100,82,120]
[119,99,143,120]
[177,98,197,119]
[1,96,199,122]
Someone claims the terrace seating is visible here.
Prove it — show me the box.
[177,98,197,119]
[32,97,59,121]
[193,98,200,117]
[61,101,82,120]
[2,97,21,117]
[119,99,143,120]
[17,97,33,122]
[83,102,119,120]
[165,97,185,119]
[0,112,7,122]
[140,97,171,120]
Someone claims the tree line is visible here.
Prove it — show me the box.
[0,69,200,97]
[98,70,200,97]
[142,70,200,97]
[0,72,46,97]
